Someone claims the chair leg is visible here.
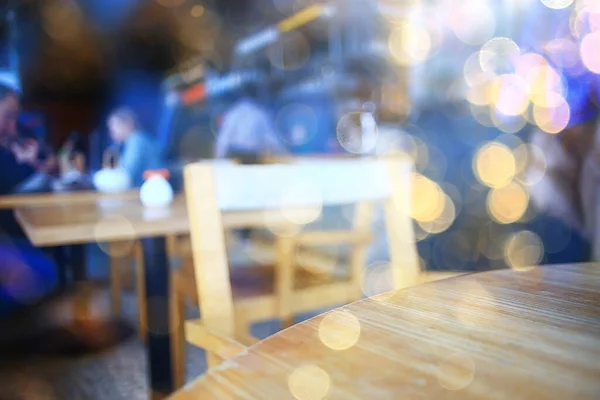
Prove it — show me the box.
[109,244,122,316]
[134,241,147,343]
[171,279,186,390]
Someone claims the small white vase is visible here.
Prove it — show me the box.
[140,174,173,208]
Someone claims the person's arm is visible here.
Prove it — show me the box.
[215,112,235,158]
[118,134,145,185]
[0,149,36,195]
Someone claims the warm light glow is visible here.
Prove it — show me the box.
[491,74,530,116]
[418,194,456,234]
[436,351,475,390]
[522,65,564,107]
[451,1,496,45]
[409,173,445,222]
[466,81,494,106]
[541,0,574,9]
[487,182,529,224]
[288,365,331,400]
[479,37,520,74]
[318,311,361,350]
[190,5,205,17]
[504,231,544,271]
[473,142,516,188]
[580,32,600,73]
[533,96,571,134]
[389,23,432,65]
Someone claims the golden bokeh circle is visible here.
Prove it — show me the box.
[318,310,361,351]
[487,182,530,224]
[288,365,331,400]
[473,142,516,188]
[504,231,544,271]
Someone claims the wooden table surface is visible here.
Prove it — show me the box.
[13,192,314,246]
[171,263,600,400]
[0,190,141,209]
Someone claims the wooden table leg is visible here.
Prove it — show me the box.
[142,236,173,398]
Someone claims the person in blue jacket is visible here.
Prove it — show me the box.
[0,83,58,316]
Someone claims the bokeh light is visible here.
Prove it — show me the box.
[190,5,205,18]
[361,261,394,298]
[436,351,476,390]
[541,0,574,9]
[318,310,361,350]
[336,112,378,154]
[490,74,529,116]
[409,173,445,222]
[515,143,548,186]
[473,142,516,188]
[451,1,496,45]
[479,37,520,74]
[487,182,530,224]
[533,95,571,134]
[94,215,137,257]
[288,365,331,400]
[267,31,311,71]
[388,22,432,66]
[580,31,600,73]
[418,194,456,234]
[504,230,544,271]
[478,222,509,260]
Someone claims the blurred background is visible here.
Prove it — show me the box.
[0,0,598,271]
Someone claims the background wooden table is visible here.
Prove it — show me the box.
[12,192,314,398]
[171,263,600,400]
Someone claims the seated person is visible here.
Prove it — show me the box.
[215,85,288,161]
[107,107,163,187]
[0,83,58,317]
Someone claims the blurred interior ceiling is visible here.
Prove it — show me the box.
[2,0,311,101]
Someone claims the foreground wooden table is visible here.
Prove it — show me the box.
[171,263,600,400]
[13,192,312,398]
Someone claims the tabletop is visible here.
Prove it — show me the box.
[0,190,141,209]
[13,192,315,246]
[171,262,600,400]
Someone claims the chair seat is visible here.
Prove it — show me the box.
[175,261,346,305]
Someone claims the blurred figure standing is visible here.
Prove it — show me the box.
[107,107,163,187]
[215,85,288,160]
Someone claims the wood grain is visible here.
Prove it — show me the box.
[0,190,140,209]
[14,194,319,246]
[170,263,600,400]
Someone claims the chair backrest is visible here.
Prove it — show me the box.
[183,157,417,338]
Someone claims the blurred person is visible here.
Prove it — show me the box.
[0,83,58,317]
[215,85,288,161]
[107,107,163,187]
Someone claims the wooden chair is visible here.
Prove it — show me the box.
[173,158,461,388]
